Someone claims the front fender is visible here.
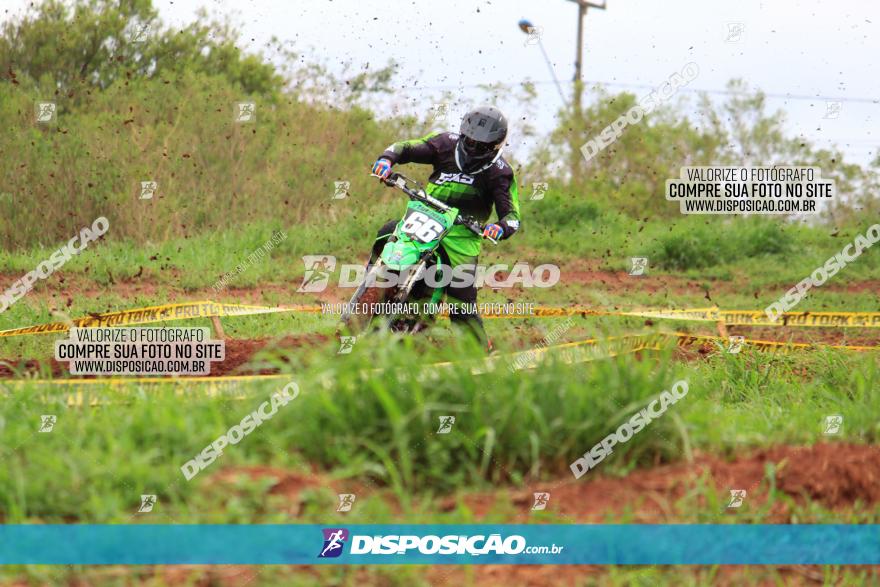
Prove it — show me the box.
[380,240,423,270]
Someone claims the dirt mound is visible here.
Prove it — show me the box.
[209,333,330,376]
[219,444,879,523]
[0,357,66,378]
[769,443,880,505]
[193,445,880,586]
[211,466,326,515]
[670,327,880,364]
[448,443,880,522]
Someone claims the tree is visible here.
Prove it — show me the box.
[0,0,284,102]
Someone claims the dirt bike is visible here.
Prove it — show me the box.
[340,172,496,334]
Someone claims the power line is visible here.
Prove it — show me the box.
[393,79,879,105]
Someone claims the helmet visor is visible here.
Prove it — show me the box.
[461,136,498,157]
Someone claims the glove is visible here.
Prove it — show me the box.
[371,158,393,180]
[482,224,503,240]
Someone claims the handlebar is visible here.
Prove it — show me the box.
[456,214,497,244]
[371,171,498,245]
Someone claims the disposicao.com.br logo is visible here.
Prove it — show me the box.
[317,528,563,558]
[298,256,560,291]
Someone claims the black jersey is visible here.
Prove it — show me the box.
[380,131,521,239]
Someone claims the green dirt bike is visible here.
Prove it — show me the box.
[340,172,496,334]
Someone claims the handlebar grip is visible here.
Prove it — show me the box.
[461,219,498,244]
[457,217,482,236]
[369,172,397,186]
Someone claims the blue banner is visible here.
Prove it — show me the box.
[1,524,877,565]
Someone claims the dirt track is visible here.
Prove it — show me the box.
[2,267,878,306]
[1,268,877,379]
[214,443,880,520]
[2,325,877,379]
[725,325,880,348]
[177,443,880,586]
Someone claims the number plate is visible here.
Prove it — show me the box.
[400,209,446,243]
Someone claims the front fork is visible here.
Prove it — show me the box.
[340,258,384,326]
[392,257,428,302]
[385,251,442,332]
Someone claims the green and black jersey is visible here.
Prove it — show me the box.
[379,131,520,264]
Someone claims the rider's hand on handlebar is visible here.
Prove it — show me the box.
[371,158,393,181]
[482,224,503,241]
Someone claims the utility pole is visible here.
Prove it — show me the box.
[569,0,606,117]
[567,0,606,177]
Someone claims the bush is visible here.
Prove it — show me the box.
[651,218,794,270]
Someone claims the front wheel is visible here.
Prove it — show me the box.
[339,260,392,334]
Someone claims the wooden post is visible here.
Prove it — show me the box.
[210,316,226,339]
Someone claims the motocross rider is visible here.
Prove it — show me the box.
[370,105,521,351]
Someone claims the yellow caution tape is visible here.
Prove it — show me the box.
[622,308,880,328]
[523,330,876,362]
[2,301,880,339]
[0,373,289,386]
[667,331,878,353]
[2,329,874,405]
[0,301,291,338]
[6,329,871,389]
[485,305,880,327]
[1,335,662,404]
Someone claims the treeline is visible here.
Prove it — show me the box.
[0,0,404,249]
[1,0,876,250]
[530,81,880,225]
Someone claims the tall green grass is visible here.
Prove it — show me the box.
[0,75,408,250]
[1,338,876,523]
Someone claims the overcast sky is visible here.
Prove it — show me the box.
[4,0,878,165]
